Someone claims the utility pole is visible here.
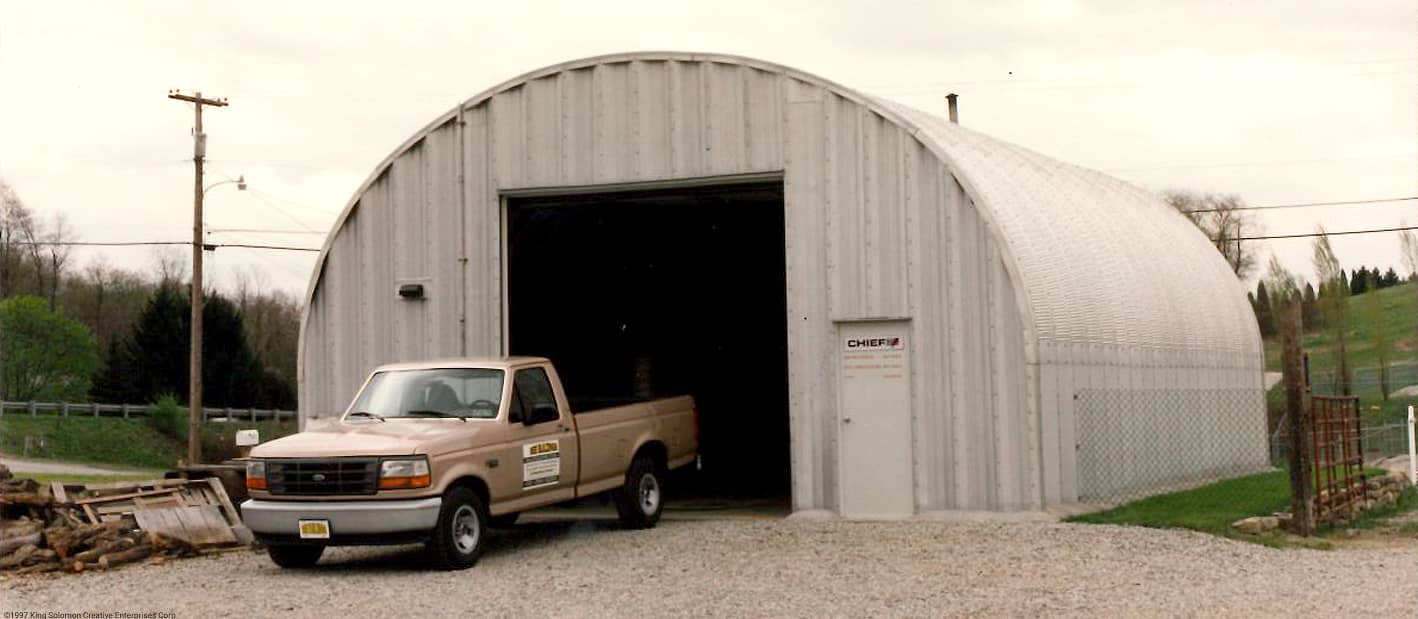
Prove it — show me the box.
[168,90,227,466]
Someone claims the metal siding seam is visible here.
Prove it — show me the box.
[821,94,838,509]
[902,133,924,510]
[629,61,642,179]
[456,111,468,356]
[987,238,1005,508]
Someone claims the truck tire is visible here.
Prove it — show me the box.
[488,512,520,528]
[614,455,664,529]
[267,544,323,568]
[429,487,488,570]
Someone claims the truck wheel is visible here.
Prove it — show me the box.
[614,455,664,529]
[429,487,487,570]
[488,512,520,528]
[267,544,323,568]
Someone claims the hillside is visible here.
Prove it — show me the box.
[1263,281,1418,424]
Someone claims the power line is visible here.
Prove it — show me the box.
[207,228,326,235]
[8,240,319,252]
[1220,225,1418,242]
[1184,196,1418,214]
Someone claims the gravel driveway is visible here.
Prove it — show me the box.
[4,519,1414,617]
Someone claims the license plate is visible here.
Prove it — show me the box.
[298,520,330,539]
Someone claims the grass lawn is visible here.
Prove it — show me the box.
[1067,467,1392,548]
[1263,282,1418,426]
[12,472,165,486]
[0,415,297,470]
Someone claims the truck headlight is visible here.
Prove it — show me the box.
[246,460,267,490]
[379,457,431,489]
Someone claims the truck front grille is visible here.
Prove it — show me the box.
[267,458,378,496]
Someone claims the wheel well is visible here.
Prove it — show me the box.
[446,475,489,506]
[633,440,668,471]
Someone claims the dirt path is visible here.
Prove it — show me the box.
[0,455,160,477]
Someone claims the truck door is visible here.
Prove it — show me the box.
[503,366,580,504]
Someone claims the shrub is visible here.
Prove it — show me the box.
[146,394,186,441]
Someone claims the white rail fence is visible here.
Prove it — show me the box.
[0,400,296,422]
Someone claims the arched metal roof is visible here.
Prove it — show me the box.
[304,52,1259,364]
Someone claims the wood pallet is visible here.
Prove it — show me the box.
[50,478,242,547]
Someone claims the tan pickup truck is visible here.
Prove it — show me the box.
[241,357,697,569]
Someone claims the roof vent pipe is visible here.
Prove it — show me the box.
[946,93,959,124]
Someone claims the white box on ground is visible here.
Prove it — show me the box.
[235,429,261,447]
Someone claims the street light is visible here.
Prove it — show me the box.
[187,173,245,465]
[204,175,247,197]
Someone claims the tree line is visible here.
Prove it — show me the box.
[0,179,299,409]
[1167,190,1418,400]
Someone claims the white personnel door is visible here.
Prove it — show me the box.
[836,320,914,517]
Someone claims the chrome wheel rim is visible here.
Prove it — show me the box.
[452,505,480,554]
[638,473,660,515]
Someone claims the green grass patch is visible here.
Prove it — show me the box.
[1068,467,1400,548]
[0,415,297,469]
[13,472,164,486]
[1,415,184,469]
[1263,282,1418,426]
[1067,470,1291,537]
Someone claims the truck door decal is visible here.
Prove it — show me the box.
[522,440,561,489]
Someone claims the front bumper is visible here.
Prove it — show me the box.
[241,497,442,541]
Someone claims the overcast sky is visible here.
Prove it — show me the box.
[1,1,1414,299]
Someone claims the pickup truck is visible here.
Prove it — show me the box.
[241,357,697,569]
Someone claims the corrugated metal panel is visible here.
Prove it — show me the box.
[300,52,1263,513]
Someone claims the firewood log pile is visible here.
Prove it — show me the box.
[1,464,240,576]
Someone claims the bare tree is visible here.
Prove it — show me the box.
[1163,190,1259,279]
[0,181,37,299]
[1312,227,1351,395]
[150,246,188,287]
[1263,254,1300,305]
[41,213,75,310]
[1400,223,1418,281]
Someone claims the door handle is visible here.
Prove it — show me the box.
[559,425,572,433]
[842,418,852,424]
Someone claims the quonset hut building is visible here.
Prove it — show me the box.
[299,52,1266,517]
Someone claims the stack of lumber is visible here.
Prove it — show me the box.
[0,464,246,575]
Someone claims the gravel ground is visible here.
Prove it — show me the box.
[3,519,1414,617]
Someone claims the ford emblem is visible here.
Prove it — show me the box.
[312,473,326,481]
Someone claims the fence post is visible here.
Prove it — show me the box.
[61,402,69,417]
[1408,405,1416,487]
[28,401,36,417]
[121,404,130,419]
[1282,301,1314,535]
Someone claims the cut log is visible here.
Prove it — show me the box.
[0,492,52,508]
[0,531,42,556]
[0,543,39,569]
[15,561,61,575]
[72,537,135,564]
[97,545,151,569]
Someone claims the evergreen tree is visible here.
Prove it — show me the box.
[1254,281,1276,337]
[95,284,273,408]
[1302,282,1320,331]
[1350,267,1368,295]
[1382,267,1401,288]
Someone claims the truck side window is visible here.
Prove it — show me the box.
[512,367,558,425]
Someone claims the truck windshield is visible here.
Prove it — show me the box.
[347,368,505,420]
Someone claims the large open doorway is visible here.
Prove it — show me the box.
[506,181,789,501]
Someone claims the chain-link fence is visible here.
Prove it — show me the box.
[1076,389,1269,504]
[1310,361,1418,395]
